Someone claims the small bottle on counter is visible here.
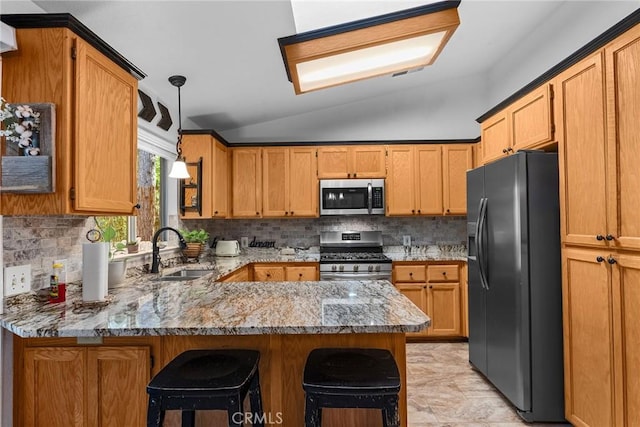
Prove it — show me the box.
[49,262,66,303]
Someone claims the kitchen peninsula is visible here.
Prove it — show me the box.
[0,253,430,427]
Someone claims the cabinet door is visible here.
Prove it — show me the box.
[442,144,473,215]
[414,145,442,215]
[556,52,609,247]
[213,141,229,218]
[612,253,640,427]
[386,146,415,215]
[350,145,386,178]
[426,283,461,336]
[317,147,349,178]
[509,83,554,151]
[74,38,137,214]
[87,347,150,427]
[395,283,428,338]
[480,110,509,164]
[562,247,615,427]
[289,147,318,217]
[180,134,213,218]
[220,266,251,282]
[232,148,262,218]
[23,347,86,427]
[285,265,318,281]
[253,265,285,281]
[262,148,289,217]
[605,27,640,251]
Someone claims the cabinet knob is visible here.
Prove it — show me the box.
[607,257,617,265]
[429,285,433,289]
[266,273,271,277]
[606,234,615,241]
[299,273,303,278]
[409,272,413,277]
[347,173,351,178]
[596,234,605,241]
[446,209,450,213]
[353,173,357,178]
[596,256,605,263]
[291,211,294,215]
[214,211,218,215]
[502,149,508,154]
[442,272,446,275]
[256,212,260,216]
[417,209,421,214]
[507,147,514,152]
[285,212,288,215]
[411,209,415,214]
[133,203,141,209]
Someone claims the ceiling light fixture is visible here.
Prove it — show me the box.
[167,75,190,179]
[278,0,460,94]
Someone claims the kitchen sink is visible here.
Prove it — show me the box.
[153,269,212,282]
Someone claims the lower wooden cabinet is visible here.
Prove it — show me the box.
[253,265,285,282]
[219,265,251,282]
[253,263,318,282]
[17,337,158,427]
[393,261,463,338]
[562,247,640,427]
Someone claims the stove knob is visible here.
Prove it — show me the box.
[368,265,374,272]
[331,265,337,272]
[353,265,359,272]
[339,265,344,272]
[375,265,381,272]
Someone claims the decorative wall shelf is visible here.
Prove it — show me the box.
[179,157,203,216]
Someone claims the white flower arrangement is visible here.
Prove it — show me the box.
[0,97,41,155]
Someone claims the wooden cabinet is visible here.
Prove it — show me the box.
[562,248,640,427]
[387,144,472,216]
[180,134,228,218]
[393,262,462,338]
[231,148,262,218]
[1,26,140,215]
[219,265,251,282]
[252,263,319,281]
[317,145,386,178]
[480,83,554,165]
[262,147,318,218]
[17,338,156,427]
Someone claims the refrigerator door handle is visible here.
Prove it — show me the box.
[477,197,489,290]
[474,198,485,289]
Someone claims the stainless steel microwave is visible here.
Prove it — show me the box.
[319,179,385,215]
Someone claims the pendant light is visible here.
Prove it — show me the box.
[167,75,190,179]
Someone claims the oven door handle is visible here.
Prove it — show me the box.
[367,183,373,214]
[320,273,391,281]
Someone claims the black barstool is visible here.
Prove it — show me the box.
[302,348,401,427]
[146,349,264,427]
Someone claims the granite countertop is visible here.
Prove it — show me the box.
[0,249,430,338]
[384,245,467,262]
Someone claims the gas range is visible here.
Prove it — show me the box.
[319,231,392,281]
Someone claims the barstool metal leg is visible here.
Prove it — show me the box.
[304,394,321,427]
[146,396,165,427]
[382,395,399,427]
[181,410,195,427]
[227,393,244,427]
[249,371,265,427]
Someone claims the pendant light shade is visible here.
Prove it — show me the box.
[168,74,190,179]
[278,1,460,94]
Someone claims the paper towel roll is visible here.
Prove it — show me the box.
[82,242,109,302]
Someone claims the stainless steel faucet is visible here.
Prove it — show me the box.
[150,227,187,273]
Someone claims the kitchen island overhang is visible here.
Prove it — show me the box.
[1,275,429,427]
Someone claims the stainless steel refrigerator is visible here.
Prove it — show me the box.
[466,150,565,422]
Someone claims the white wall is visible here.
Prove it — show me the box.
[222,72,487,142]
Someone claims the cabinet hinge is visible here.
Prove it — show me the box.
[71,46,77,60]
[385,149,388,157]
[549,85,554,100]
[315,150,318,157]
[551,123,556,134]
[69,187,76,200]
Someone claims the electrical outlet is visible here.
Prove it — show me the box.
[4,265,31,297]
[240,237,249,248]
[403,235,411,246]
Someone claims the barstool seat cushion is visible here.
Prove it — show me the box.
[303,348,400,396]
[147,349,260,396]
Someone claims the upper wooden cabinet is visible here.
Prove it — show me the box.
[387,144,472,216]
[0,26,140,215]
[231,148,262,218]
[480,83,554,165]
[317,145,386,178]
[262,147,318,218]
[180,134,228,219]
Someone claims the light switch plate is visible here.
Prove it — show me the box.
[4,265,31,296]
[240,237,249,248]
[403,235,411,246]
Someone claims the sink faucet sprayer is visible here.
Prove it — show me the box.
[150,227,187,273]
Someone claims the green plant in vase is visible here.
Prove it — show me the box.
[180,228,210,260]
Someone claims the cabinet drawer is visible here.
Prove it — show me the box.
[394,265,426,282]
[427,265,459,282]
[253,266,285,282]
[285,266,318,281]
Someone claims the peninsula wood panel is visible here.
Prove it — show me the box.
[442,144,472,215]
[317,146,350,178]
[87,347,150,427]
[480,110,509,164]
[262,148,288,217]
[509,83,554,151]
[232,148,262,217]
[605,25,640,251]
[415,145,442,215]
[386,145,415,215]
[288,147,318,217]
[219,265,251,282]
[555,51,608,247]
[350,145,386,178]
[562,248,615,427]
[23,347,86,427]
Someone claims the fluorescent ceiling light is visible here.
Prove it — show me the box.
[278,1,460,94]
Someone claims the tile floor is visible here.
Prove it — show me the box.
[406,342,565,427]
